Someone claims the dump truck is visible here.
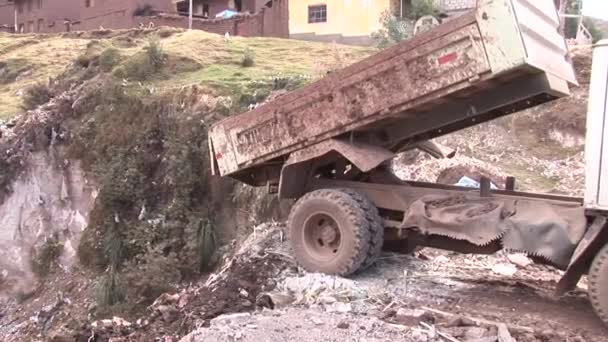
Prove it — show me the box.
[209,0,608,326]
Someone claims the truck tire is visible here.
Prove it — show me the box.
[589,243,608,326]
[337,188,384,270]
[287,189,371,276]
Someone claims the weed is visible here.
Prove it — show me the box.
[97,270,126,307]
[99,48,121,72]
[409,0,440,20]
[372,10,412,48]
[114,39,166,80]
[21,82,52,110]
[29,235,63,277]
[196,218,217,272]
[0,59,30,84]
[144,38,166,71]
[241,47,255,67]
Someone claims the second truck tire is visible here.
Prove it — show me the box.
[287,189,373,276]
[589,243,608,326]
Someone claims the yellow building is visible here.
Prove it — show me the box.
[289,0,399,45]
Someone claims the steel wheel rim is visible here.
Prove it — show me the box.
[302,213,342,261]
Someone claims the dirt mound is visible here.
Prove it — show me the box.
[69,224,291,341]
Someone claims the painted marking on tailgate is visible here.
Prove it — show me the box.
[438,52,458,65]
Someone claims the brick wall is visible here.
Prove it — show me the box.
[2,0,286,36]
[0,0,13,31]
[134,0,287,38]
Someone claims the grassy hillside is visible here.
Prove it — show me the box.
[0,28,373,119]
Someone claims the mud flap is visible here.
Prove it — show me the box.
[556,216,608,296]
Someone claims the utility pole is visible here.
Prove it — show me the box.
[14,3,18,33]
[189,0,193,30]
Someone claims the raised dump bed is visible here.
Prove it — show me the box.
[210,0,576,190]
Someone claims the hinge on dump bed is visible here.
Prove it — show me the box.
[267,181,279,194]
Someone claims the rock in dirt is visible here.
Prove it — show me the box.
[507,253,533,268]
[210,312,251,325]
[157,305,179,323]
[497,323,516,342]
[394,308,434,326]
[446,315,477,327]
[337,321,349,329]
[465,327,490,339]
[255,292,295,309]
[492,263,517,277]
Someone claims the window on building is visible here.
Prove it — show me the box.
[203,4,210,18]
[37,18,44,32]
[85,0,95,8]
[37,0,42,9]
[235,0,242,12]
[308,4,327,23]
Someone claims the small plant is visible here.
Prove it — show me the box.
[0,59,30,85]
[97,270,125,307]
[29,235,63,277]
[409,0,440,20]
[372,10,412,48]
[116,38,166,80]
[241,47,255,67]
[75,54,92,68]
[144,38,166,71]
[21,82,52,110]
[99,48,121,72]
[196,218,217,272]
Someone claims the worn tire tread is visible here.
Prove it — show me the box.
[287,189,371,276]
[337,188,384,269]
[589,243,608,326]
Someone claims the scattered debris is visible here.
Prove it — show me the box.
[491,263,518,277]
[507,253,533,268]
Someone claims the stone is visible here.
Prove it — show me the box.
[411,329,428,342]
[310,316,324,325]
[210,312,251,326]
[327,302,352,313]
[337,321,349,329]
[507,253,533,268]
[492,263,517,277]
[464,327,489,339]
[446,315,477,327]
[256,292,295,309]
[434,255,450,263]
[394,308,434,326]
[157,305,179,323]
[318,295,338,305]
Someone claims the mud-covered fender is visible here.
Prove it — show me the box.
[278,139,394,198]
[556,216,608,295]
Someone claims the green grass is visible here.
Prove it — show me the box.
[0,29,375,120]
[0,33,91,118]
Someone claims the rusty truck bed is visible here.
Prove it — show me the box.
[209,0,576,186]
